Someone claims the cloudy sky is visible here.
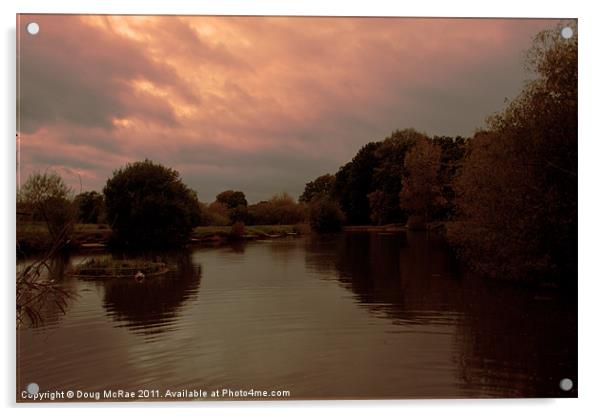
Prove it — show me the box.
[17,15,562,202]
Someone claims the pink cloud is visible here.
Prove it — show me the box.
[17,15,569,201]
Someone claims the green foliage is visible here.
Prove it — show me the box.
[299,174,335,203]
[308,197,345,234]
[449,23,577,281]
[103,160,202,248]
[74,191,105,224]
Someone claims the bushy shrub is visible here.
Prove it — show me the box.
[308,197,345,234]
[247,193,306,225]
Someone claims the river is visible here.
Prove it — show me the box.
[17,231,577,400]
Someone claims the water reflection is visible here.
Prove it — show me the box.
[101,251,202,337]
[305,231,577,397]
[17,233,576,399]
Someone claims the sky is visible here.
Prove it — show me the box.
[17,15,563,203]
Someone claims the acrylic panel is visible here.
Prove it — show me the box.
[16,14,577,402]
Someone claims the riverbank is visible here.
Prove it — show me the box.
[16,222,308,255]
[190,224,307,244]
[16,222,112,254]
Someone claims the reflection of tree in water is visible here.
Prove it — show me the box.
[101,250,202,337]
[305,231,462,320]
[228,240,247,254]
[452,279,577,397]
[265,236,302,264]
[304,231,577,397]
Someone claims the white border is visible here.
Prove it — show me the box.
[3,1,601,415]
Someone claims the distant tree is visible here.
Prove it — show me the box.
[331,129,425,225]
[372,129,425,223]
[103,160,202,248]
[205,201,230,226]
[74,191,104,224]
[332,142,381,224]
[308,197,345,233]
[299,174,335,203]
[216,190,248,209]
[399,136,444,223]
[18,172,75,239]
[449,23,577,281]
[247,193,305,225]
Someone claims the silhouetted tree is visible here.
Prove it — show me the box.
[367,190,388,225]
[399,136,444,223]
[18,172,75,240]
[308,197,345,233]
[299,174,335,203]
[332,142,381,224]
[216,190,248,209]
[74,191,104,224]
[103,160,202,248]
[432,136,467,219]
[372,129,425,223]
[449,23,577,281]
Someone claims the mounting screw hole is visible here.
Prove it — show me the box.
[26,382,39,395]
[559,378,573,391]
[26,22,40,35]
[561,26,573,39]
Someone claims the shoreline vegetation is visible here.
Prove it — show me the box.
[17,24,576,290]
[16,223,310,254]
[17,222,428,255]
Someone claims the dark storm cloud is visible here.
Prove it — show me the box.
[17,15,566,201]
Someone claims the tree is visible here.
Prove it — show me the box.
[74,191,104,224]
[331,129,425,225]
[308,197,345,233]
[206,201,231,226]
[367,190,388,225]
[103,160,202,248]
[332,142,381,224]
[216,190,248,209]
[432,136,467,219]
[399,136,444,223]
[371,129,425,224]
[299,174,335,203]
[247,193,305,225]
[449,23,577,281]
[18,172,75,239]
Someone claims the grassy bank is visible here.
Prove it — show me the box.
[17,222,111,254]
[17,222,309,254]
[191,224,307,242]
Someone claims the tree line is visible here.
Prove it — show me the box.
[17,24,576,282]
[299,24,576,282]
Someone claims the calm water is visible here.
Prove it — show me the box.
[17,231,577,400]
